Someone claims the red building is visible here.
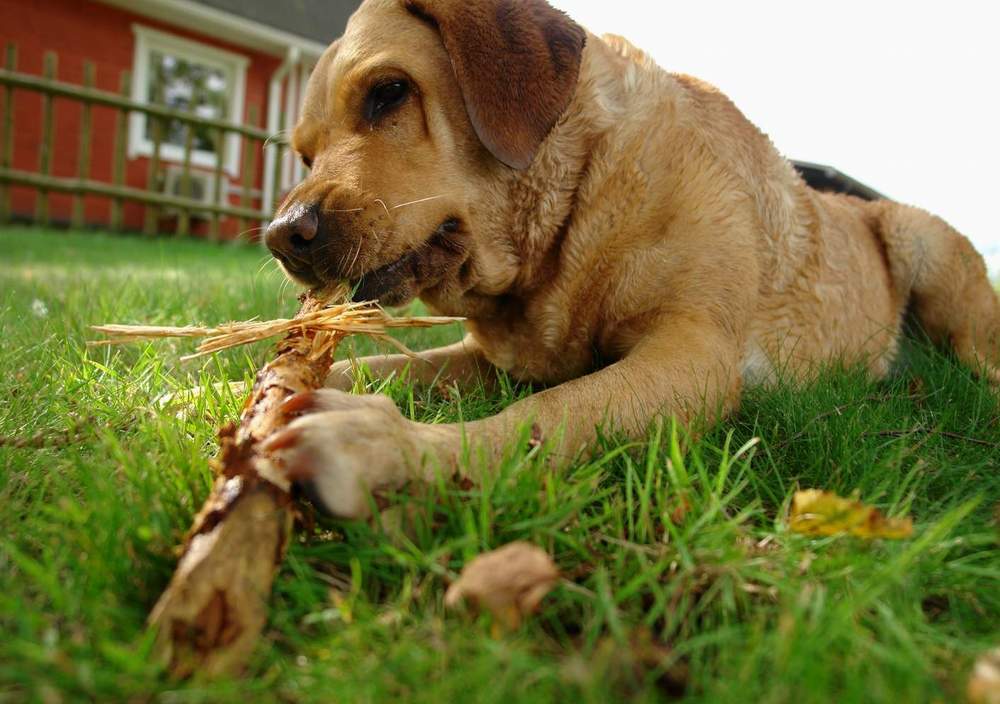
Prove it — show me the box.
[0,0,358,237]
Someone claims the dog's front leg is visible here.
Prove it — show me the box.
[264,318,742,519]
[325,334,496,391]
[460,319,744,465]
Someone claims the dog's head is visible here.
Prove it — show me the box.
[264,0,585,309]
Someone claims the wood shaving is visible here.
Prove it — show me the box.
[90,286,460,360]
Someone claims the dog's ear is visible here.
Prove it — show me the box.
[405,0,586,170]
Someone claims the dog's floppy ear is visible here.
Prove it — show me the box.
[405,0,586,169]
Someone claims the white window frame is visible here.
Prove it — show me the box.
[129,24,248,176]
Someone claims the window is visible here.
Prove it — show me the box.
[129,25,247,176]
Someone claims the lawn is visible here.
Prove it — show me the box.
[1,227,998,703]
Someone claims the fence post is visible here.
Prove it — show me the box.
[71,61,95,230]
[0,43,16,225]
[109,70,130,232]
[34,51,57,226]
[238,104,259,239]
[176,123,194,237]
[142,75,164,236]
[209,124,227,241]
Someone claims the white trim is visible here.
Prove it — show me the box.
[280,60,300,192]
[262,55,316,213]
[292,61,311,186]
[133,24,250,73]
[128,24,247,176]
[262,47,299,213]
[98,0,327,59]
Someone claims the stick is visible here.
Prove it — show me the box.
[133,285,457,678]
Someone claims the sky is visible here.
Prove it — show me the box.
[548,0,1000,274]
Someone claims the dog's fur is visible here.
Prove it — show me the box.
[261,0,1000,518]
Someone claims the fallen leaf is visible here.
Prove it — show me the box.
[668,492,692,525]
[444,541,559,631]
[968,648,1000,704]
[789,489,913,539]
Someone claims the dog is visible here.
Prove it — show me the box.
[259,0,1000,519]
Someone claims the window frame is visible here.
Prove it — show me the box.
[128,24,248,177]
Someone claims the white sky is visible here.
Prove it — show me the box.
[549,1,1000,274]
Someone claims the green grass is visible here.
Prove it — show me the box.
[1,227,998,703]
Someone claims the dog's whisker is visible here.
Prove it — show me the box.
[347,240,364,275]
[370,229,386,259]
[335,239,364,279]
[235,226,265,244]
[391,195,443,210]
[255,256,276,277]
[312,238,338,254]
[374,199,390,217]
[263,129,291,149]
[336,245,352,275]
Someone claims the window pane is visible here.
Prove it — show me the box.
[146,50,230,153]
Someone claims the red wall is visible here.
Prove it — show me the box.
[0,0,282,238]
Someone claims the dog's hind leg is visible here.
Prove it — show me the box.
[871,200,1000,383]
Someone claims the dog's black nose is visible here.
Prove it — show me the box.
[265,205,320,261]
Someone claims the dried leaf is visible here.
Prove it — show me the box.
[444,542,559,631]
[789,489,913,539]
[968,648,1000,704]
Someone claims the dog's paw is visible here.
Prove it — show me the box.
[262,390,454,519]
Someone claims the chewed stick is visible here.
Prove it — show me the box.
[93,285,459,678]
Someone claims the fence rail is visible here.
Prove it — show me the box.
[0,42,282,238]
[0,167,270,220]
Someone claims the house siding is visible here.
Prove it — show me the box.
[0,0,283,237]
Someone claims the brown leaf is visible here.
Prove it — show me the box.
[968,648,1000,704]
[789,489,913,540]
[444,542,559,631]
[668,492,692,525]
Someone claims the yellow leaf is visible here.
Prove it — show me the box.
[789,489,913,540]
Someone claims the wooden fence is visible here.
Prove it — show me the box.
[0,42,284,239]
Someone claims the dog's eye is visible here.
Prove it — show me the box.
[365,80,409,121]
[300,154,313,170]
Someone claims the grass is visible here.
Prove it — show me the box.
[1,226,998,703]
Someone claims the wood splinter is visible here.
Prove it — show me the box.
[92,285,459,678]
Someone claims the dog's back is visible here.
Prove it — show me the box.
[598,34,999,385]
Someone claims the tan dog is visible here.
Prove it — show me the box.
[260,0,1000,518]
